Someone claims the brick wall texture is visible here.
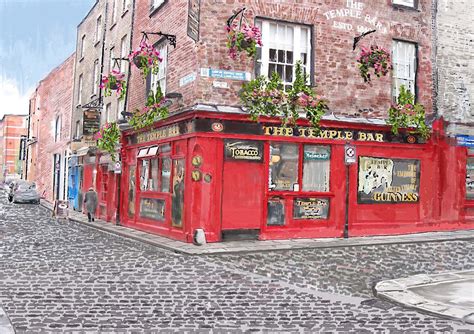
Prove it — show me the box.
[436,0,474,125]
[33,54,75,202]
[127,0,434,120]
[0,115,27,176]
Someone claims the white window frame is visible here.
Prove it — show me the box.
[104,103,111,124]
[109,46,115,72]
[96,15,102,43]
[118,97,125,120]
[80,35,85,58]
[150,43,168,95]
[75,121,81,139]
[54,116,61,143]
[151,0,165,11]
[120,35,128,73]
[392,40,417,101]
[93,60,99,95]
[393,0,415,7]
[78,74,83,105]
[112,0,117,24]
[256,19,312,88]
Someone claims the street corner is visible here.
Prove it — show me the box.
[374,270,474,324]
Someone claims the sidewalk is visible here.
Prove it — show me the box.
[41,200,474,255]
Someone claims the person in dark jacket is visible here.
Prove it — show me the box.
[84,187,98,222]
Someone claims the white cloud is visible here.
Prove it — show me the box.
[0,76,33,119]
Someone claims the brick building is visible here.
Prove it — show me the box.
[27,54,75,203]
[70,0,134,216]
[0,114,27,181]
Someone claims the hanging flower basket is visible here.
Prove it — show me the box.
[95,122,121,161]
[357,45,392,82]
[226,23,262,59]
[240,61,328,130]
[128,40,163,80]
[387,85,429,139]
[99,69,127,100]
[128,85,169,130]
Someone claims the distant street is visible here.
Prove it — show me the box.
[0,194,473,333]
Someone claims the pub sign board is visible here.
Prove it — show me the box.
[357,156,420,204]
[224,140,264,162]
[83,109,100,136]
[293,198,329,219]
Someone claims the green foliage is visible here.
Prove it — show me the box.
[129,85,169,130]
[240,61,328,130]
[96,122,121,162]
[387,85,430,139]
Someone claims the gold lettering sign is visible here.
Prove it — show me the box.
[263,126,385,142]
[136,124,180,144]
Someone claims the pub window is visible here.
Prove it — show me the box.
[255,19,312,90]
[302,146,330,192]
[392,40,417,102]
[393,0,416,8]
[161,157,171,192]
[466,158,474,200]
[128,165,136,216]
[138,146,171,193]
[269,143,299,191]
[140,159,150,191]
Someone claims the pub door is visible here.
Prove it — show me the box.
[221,160,265,235]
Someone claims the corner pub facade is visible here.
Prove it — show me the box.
[112,0,473,243]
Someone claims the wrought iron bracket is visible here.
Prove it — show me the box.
[353,29,376,50]
[82,97,103,110]
[111,57,130,70]
[142,31,177,48]
[227,7,246,28]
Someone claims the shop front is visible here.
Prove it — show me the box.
[120,111,474,243]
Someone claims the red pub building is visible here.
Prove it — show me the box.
[113,0,473,243]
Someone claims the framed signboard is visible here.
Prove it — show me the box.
[224,140,264,162]
[293,198,329,220]
[357,157,420,204]
[139,198,165,221]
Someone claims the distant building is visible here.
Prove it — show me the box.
[0,114,27,181]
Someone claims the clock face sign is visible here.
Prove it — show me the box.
[191,155,203,167]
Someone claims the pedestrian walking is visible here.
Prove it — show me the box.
[83,187,98,222]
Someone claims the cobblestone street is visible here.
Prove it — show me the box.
[0,195,473,333]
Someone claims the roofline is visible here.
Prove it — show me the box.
[77,0,99,28]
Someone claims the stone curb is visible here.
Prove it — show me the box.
[374,270,474,324]
[0,306,15,334]
[39,200,474,256]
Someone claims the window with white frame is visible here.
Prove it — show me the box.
[80,35,86,58]
[392,40,417,101]
[120,35,128,72]
[104,103,111,124]
[118,97,125,119]
[75,120,81,139]
[54,116,61,142]
[78,74,83,105]
[255,19,311,90]
[393,0,415,7]
[109,46,115,71]
[122,0,130,13]
[111,0,117,24]
[149,43,167,95]
[151,0,165,11]
[96,16,102,43]
[92,60,99,95]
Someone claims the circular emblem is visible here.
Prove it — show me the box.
[406,135,417,144]
[191,155,203,167]
[204,173,212,183]
[346,147,355,157]
[191,170,202,181]
[211,122,224,132]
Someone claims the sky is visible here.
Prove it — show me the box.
[0,0,96,118]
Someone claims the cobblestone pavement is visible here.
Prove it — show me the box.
[0,195,473,333]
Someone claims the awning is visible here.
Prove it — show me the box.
[137,146,159,158]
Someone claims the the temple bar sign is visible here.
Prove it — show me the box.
[263,126,386,142]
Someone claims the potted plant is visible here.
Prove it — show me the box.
[226,23,262,59]
[387,85,430,139]
[129,85,169,130]
[128,40,163,80]
[357,45,392,82]
[99,69,127,100]
[95,122,121,161]
[240,61,328,130]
